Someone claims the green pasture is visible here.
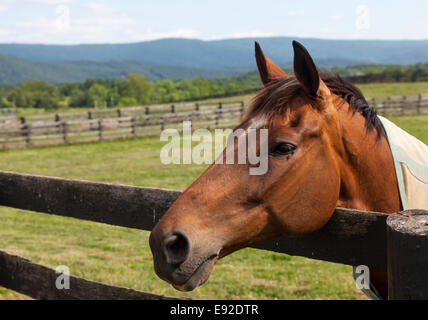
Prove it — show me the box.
[0,82,427,299]
[358,81,428,98]
[0,114,427,300]
[0,133,361,300]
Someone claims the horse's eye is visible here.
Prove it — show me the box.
[270,142,297,157]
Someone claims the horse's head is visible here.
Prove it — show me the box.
[150,41,349,291]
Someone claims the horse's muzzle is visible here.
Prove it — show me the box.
[149,228,219,291]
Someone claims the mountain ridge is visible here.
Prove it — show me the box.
[1,37,428,67]
[1,37,428,84]
[0,53,247,84]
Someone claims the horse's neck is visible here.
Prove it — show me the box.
[335,108,401,213]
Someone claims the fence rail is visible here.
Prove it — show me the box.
[0,101,246,125]
[0,250,185,300]
[367,93,428,116]
[0,94,428,151]
[0,108,16,116]
[0,170,427,299]
[0,101,246,150]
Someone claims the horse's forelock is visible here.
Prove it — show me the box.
[243,73,386,139]
[244,77,301,123]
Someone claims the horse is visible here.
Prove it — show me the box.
[149,41,403,299]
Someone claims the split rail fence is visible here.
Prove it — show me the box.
[0,93,427,150]
[0,101,246,150]
[0,171,427,299]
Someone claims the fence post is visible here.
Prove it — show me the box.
[417,94,422,114]
[117,109,122,118]
[171,105,175,113]
[62,122,68,144]
[370,98,376,109]
[20,117,26,125]
[23,124,31,147]
[131,118,136,138]
[98,120,103,141]
[195,103,199,111]
[218,102,223,110]
[400,96,406,116]
[161,117,165,131]
[386,96,391,115]
[88,112,94,130]
[240,101,245,117]
[387,210,428,300]
[55,114,60,122]
[145,107,150,115]
[369,98,379,115]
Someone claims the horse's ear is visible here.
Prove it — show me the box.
[255,42,287,86]
[292,41,325,97]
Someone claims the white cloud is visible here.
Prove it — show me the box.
[9,0,204,44]
[320,27,332,34]
[138,28,202,41]
[0,0,73,4]
[85,3,113,11]
[287,10,304,17]
[26,0,73,4]
[12,2,139,42]
[331,14,344,21]
[73,16,136,27]
[16,17,55,29]
[222,31,276,39]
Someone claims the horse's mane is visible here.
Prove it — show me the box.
[245,72,386,139]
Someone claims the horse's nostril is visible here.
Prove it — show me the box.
[161,230,190,266]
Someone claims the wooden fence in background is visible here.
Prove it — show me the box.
[0,101,245,150]
[367,93,428,116]
[0,101,246,125]
[0,107,16,116]
[0,171,427,299]
[0,93,428,150]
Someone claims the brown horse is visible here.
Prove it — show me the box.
[149,41,401,299]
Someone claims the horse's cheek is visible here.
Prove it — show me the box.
[285,159,341,235]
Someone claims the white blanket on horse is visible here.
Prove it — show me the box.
[355,117,428,301]
[379,116,428,211]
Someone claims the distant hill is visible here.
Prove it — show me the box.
[1,37,428,84]
[0,54,245,84]
[1,37,428,69]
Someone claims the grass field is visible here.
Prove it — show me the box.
[0,110,427,299]
[358,81,428,98]
[212,81,428,100]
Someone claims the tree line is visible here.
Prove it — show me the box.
[0,73,260,110]
[332,63,428,83]
[1,63,428,110]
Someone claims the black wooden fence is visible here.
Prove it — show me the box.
[0,171,427,299]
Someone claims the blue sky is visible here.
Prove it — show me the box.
[1,0,428,44]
